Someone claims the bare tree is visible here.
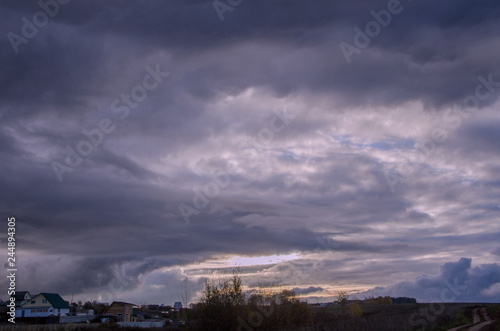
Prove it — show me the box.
[337,291,349,314]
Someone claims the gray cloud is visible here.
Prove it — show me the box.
[1,0,499,305]
[292,286,324,296]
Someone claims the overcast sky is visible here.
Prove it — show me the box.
[1,0,500,306]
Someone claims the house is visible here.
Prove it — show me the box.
[16,293,70,318]
[11,291,31,307]
[103,301,135,322]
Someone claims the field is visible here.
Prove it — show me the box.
[309,303,499,331]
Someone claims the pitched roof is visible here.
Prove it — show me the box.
[12,291,30,301]
[110,301,135,306]
[103,301,136,314]
[40,293,70,309]
[11,291,31,302]
[10,291,31,307]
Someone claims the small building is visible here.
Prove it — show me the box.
[103,301,135,322]
[173,302,182,311]
[16,293,70,318]
[11,291,31,307]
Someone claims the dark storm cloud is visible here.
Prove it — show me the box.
[291,286,324,296]
[1,0,499,304]
[2,0,500,114]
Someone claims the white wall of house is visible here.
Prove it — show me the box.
[15,307,69,318]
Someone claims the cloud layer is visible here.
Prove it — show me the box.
[1,0,499,304]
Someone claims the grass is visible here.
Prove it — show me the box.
[432,304,500,331]
[481,305,500,331]
[431,308,472,331]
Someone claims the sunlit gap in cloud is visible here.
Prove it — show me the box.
[225,253,300,267]
[187,253,300,271]
[177,253,302,289]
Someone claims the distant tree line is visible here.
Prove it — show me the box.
[187,269,419,330]
[391,297,417,304]
[363,296,417,305]
[189,268,312,331]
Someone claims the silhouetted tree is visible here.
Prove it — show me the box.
[83,301,93,310]
[196,268,245,330]
[392,297,417,304]
[337,291,349,313]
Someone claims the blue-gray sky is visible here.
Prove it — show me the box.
[1,0,500,305]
